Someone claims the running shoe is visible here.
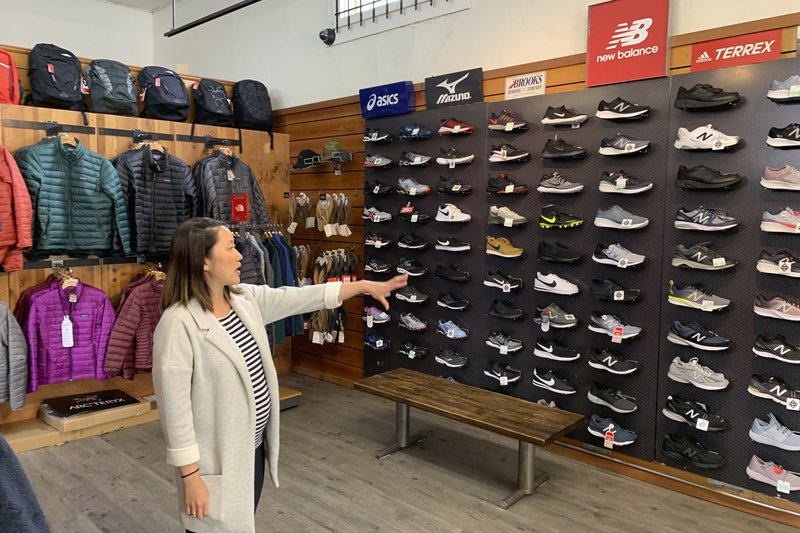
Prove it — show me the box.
[594,205,649,229]
[767,75,800,102]
[397,340,427,359]
[762,165,800,190]
[748,375,800,406]
[364,154,393,167]
[488,109,529,131]
[486,173,529,194]
[488,206,527,226]
[588,382,637,413]
[539,205,583,229]
[397,312,427,331]
[436,292,470,311]
[436,175,472,195]
[399,123,432,140]
[365,331,390,350]
[541,105,588,126]
[662,395,728,431]
[754,294,800,321]
[395,285,428,303]
[532,367,576,395]
[534,338,580,361]
[667,321,730,351]
[435,203,471,222]
[397,177,431,195]
[365,258,391,273]
[661,434,724,469]
[598,170,653,194]
[761,207,800,233]
[363,306,390,324]
[676,165,743,189]
[363,207,392,222]
[668,280,730,311]
[538,241,582,263]
[365,232,392,248]
[397,203,430,224]
[534,303,577,329]
[484,361,522,384]
[674,206,740,231]
[434,264,470,282]
[746,455,800,491]
[484,270,523,291]
[488,300,525,321]
[587,349,639,375]
[537,172,584,194]
[753,335,800,364]
[672,242,737,270]
[534,272,578,295]
[397,232,428,249]
[434,347,468,368]
[588,312,641,339]
[398,151,432,166]
[541,136,587,159]
[667,357,728,390]
[674,124,739,150]
[587,415,638,446]
[589,279,640,302]
[674,83,740,110]
[592,243,645,268]
[434,236,470,252]
[488,144,530,163]
[767,124,800,148]
[749,414,800,451]
[364,129,393,143]
[436,319,469,339]
[436,147,475,166]
[486,236,523,258]
[438,117,475,136]
[366,180,395,195]
[396,258,427,277]
[486,330,523,353]
[596,97,650,120]
[598,133,650,155]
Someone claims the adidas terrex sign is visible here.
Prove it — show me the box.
[424,68,483,110]
[691,29,782,72]
[586,0,669,87]
[359,81,414,119]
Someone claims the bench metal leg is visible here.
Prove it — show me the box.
[498,441,548,509]
[375,403,426,459]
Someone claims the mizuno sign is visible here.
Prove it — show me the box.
[425,67,483,110]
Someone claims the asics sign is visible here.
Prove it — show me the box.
[587,0,669,86]
[691,29,782,72]
[425,67,483,109]
[359,80,414,119]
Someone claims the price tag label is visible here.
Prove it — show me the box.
[453,125,461,133]
[696,418,709,431]
[621,219,632,227]
[305,216,316,228]
[613,290,625,301]
[790,85,800,97]
[540,312,550,332]
[68,293,78,303]
[500,345,508,355]
[604,430,615,449]
[227,169,236,181]
[502,283,511,293]
[407,350,416,359]
[449,160,456,169]
[338,331,345,343]
[409,189,416,196]
[366,315,374,328]
[409,294,417,302]
[778,479,791,494]
[504,184,514,193]
[712,257,726,267]
[504,218,513,227]
[500,376,509,386]
[411,214,418,223]
[287,221,298,234]
[375,339,384,348]
[375,241,384,248]
[61,316,74,348]
[505,122,514,132]
[324,332,335,343]
[399,205,414,214]
[571,123,580,129]
[370,132,378,140]
[446,330,455,339]
[312,331,324,344]
[413,156,421,164]
[612,326,624,344]
[412,128,420,136]
[787,397,800,411]
[616,178,626,189]
[701,300,714,312]
[795,222,800,233]
[373,186,381,194]
[452,184,461,192]
[617,258,629,268]
[342,275,352,283]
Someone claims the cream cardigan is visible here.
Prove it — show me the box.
[153,282,342,533]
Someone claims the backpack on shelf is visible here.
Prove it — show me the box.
[193,78,234,126]
[28,43,84,110]
[233,79,273,132]
[0,48,22,105]
[85,59,137,116]
[137,66,190,122]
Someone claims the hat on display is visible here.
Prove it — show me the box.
[292,149,322,169]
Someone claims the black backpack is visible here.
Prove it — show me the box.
[85,59,137,116]
[233,80,273,131]
[137,66,190,121]
[28,43,84,110]
[193,78,233,126]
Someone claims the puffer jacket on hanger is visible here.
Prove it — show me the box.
[113,146,197,254]
[192,151,270,224]
[0,146,32,271]
[15,137,131,256]
[0,301,27,411]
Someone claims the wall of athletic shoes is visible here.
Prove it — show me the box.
[362,56,800,501]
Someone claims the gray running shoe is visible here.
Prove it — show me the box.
[746,455,800,491]
[587,415,638,446]
[588,312,641,339]
[668,280,730,311]
[398,312,427,331]
[485,330,523,352]
[434,347,468,368]
[672,242,737,270]
[588,382,637,413]
[754,294,800,321]
[436,319,469,339]
[537,172,584,194]
[592,243,645,268]
[674,206,740,231]
[761,206,800,233]
[598,170,653,194]
[762,165,800,190]
[667,357,728,390]
[364,154,392,167]
[534,303,578,328]
[397,178,431,195]
[767,75,800,101]
[594,205,649,229]
[599,133,650,155]
[749,414,800,451]
[363,206,392,222]
[487,205,527,226]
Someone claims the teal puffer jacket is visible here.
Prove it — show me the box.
[16,137,131,255]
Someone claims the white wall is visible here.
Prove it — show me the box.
[1,0,153,67]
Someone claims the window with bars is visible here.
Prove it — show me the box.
[333,0,468,34]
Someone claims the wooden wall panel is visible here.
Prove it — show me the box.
[1,105,98,153]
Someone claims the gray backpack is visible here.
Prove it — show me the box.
[85,59,137,116]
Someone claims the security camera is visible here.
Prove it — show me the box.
[319,28,336,46]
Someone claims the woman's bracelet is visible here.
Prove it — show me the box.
[181,467,200,479]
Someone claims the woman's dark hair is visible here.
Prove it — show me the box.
[160,218,241,311]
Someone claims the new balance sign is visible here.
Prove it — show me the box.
[586,0,669,87]
[425,68,483,109]
[359,81,415,119]
[691,29,781,72]
[504,71,546,100]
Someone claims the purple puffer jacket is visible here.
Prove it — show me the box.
[24,280,116,392]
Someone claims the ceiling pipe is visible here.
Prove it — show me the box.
[164,0,263,37]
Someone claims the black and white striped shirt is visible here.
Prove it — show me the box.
[219,309,272,448]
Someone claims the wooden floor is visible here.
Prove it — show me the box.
[16,373,797,533]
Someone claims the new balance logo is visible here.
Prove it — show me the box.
[602,356,617,366]
[770,385,787,397]
[788,127,800,139]
[692,252,707,262]
[696,131,714,141]
[775,344,792,356]
[685,409,700,419]
[686,291,703,302]
[436,72,469,95]
[778,302,793,313]
[693,213,710,224]
[695,51,712,63]
[606,18,652,50]
[613,102,630,112]
[691,333,706,342]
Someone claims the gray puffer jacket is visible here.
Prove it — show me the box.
[192,151,270,224]
[0,301,27,411]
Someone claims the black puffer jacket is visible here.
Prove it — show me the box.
[113,146,197,253]
[193,151,270,224]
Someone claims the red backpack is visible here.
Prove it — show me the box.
[0,49,22,104]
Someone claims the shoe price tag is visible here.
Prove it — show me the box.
[701,300,715,312]
[446,330,455,338]
[370,132,378,140]
[500,345,509,355]
[61,316,74,348]
[712,257,726,267]
[604,430,615,449]
[540,312,550,332]
[338,331,345,343]
[342,274,352,283]
[306,216,316,229]
[504,184,514,193]
[410,294,417,301]
[413,156,421,164]
[696,418,709,431]
[502,283,511,293]
[366,315,374,328]
[312,331,324,345]
[613,290,625,301]
[409,189,416,196]
[400,205,414,214]
[571,123,580,129]
[324,332,335,343]
[449,160,456,169]
[791,85,800,97]
[500,376,509,386]
[375,339,384,348]
[795,222,800,233]
[621,219,633,227]
[412,128,420,136]
[407,350,415,359]
[227,169,236,181]
[411,214,419,223]
[612,326,624,344]
[503,218,513,227]
[287,221,298,234]
[69,293,78,303]
[615,178,626,189]
[373,185,381,194]
[787,398,800,411]
[617,258,629,268]
[777,480,792,494]
[505,122,514,132]
[452,184,461,192]
[453,125,461,133]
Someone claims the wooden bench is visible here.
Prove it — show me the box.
[354,368,585,509]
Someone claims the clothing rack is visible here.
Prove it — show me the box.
[1,119,95,136]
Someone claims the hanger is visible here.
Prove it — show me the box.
[55,266,79,289]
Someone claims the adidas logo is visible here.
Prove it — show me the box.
[695,51,712,63]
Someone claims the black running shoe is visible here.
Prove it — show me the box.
[662,395,729,431]
[540,106,588,126]
[434,264,470,282]
[587,382,637,413]
[676,165,743,190]
[767,124,800,148]
[397,340,427,359]
[486,173,530,194]
[753,335,800,364]
[399,123,433,140]
[587,348,639,375]
[395,285,428,304]
[397,232,428,249]
[672,242,737,271]
[483,270,523,290]
[436,175,472,195]
[436,292,470,311]
[436,147,475,166]
[748,375,800,406]
[488,144,531,163]
[674,83,740,110]
[541,136,587,159]
[365,258,391,273]
[667,321,730,351]
[397,204,431,224]
[539,205,584,229]
[533,338,580,361]
[366,180,395,195]
[434,347,468,368]
[488,300,524,320]
[365,232,392,248]
[596,97,650,120]
[364,129,394,143]
[537,241,582,263]
[484,360,522,384]
[434,236,470,252]
[599,170,653,194]
[396,258,427,277]
[532,367,576,394]
[589,279,641,302]
[661,434,725,469]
